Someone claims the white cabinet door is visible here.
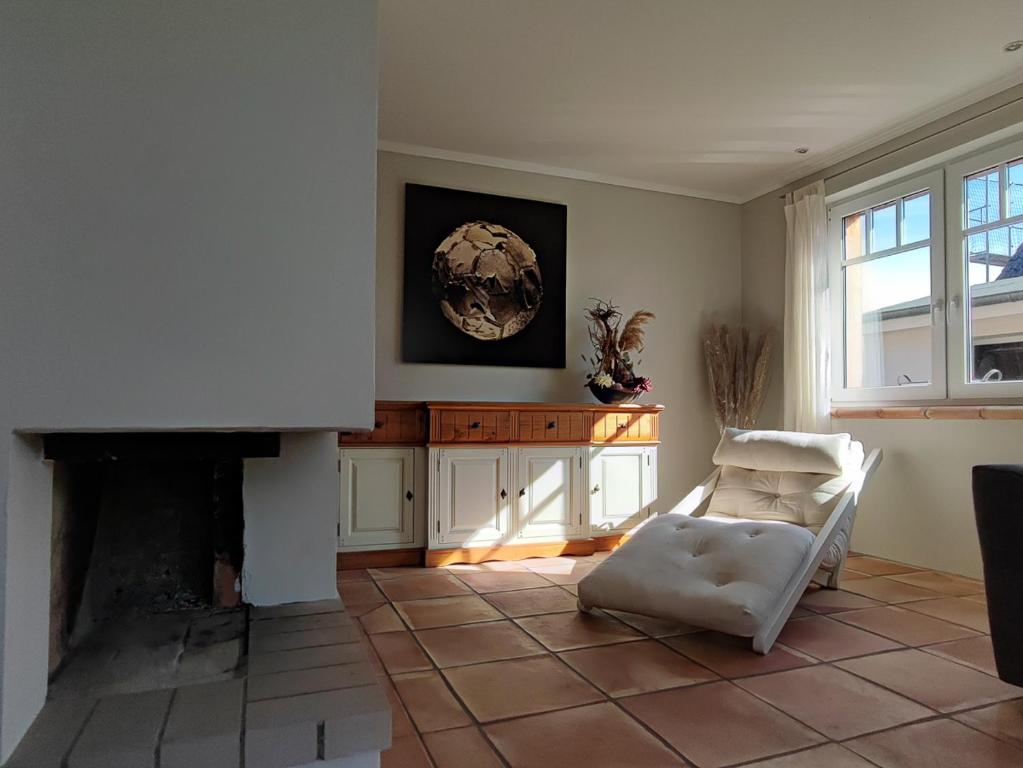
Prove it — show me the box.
[434,448,511,547]
[515,447,583,540]
[588,445,655,534]
[339,448,415,549]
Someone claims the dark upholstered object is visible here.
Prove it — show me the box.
[972,464,1023,686]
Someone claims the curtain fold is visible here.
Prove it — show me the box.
[783,180,831,433]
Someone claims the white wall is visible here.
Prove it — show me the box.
[740,85,1023,578]
[0,438,53,764]
[0,0,377,433]
[830,418,1022,577]
[243,433,341,606]
[0,2,378,759]
[376,151,743,515]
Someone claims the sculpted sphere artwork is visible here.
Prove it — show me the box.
[432,221,543,341]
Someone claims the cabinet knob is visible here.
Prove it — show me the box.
[518,488,526,497]
[546,420,556,430]
[500,488,507,499]
[470,421,481,429]
[406,490,413,501]
[591,484,600,494]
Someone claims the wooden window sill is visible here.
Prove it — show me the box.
[831,405,1023,420]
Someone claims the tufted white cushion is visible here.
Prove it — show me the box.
[578,514,814,636]
[705,441,864,533]
[713,428,851,475]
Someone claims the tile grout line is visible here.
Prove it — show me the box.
[153,687,176,768]
[821,602,987,644]
[239,674,247,768]
[60,698,101,768]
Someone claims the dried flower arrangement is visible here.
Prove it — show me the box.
[702,324,773,432]
[583,299,655,404]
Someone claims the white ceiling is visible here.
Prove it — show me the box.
[379,0,1023,203]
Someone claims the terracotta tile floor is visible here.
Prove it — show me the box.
[339,553,1023,768]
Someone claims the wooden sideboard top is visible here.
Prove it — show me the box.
[339,400,664,447]
[423,401,664,412]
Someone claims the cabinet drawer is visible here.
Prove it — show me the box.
[340,406,426,445]
[591,412,657,443]
[435,410,512,443]
[518,411,587,442]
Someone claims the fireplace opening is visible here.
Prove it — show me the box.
[44,432,278,691]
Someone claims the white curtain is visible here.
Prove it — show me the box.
[783,180,831,433]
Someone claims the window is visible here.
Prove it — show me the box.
[829,171,945,402]
[949,148,1023,396]
[829,136,1023,403]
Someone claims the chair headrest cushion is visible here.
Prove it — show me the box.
[712,428,851,475]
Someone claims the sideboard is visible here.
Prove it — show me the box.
[337,401,663,567]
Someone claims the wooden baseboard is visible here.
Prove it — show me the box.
[425,539,596,567]
[591,534,631,551]
[337,548,424,570]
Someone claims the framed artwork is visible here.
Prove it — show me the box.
[402,183,567,368]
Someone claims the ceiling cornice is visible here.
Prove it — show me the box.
[377,141,745,205]
[381,73,1023,208]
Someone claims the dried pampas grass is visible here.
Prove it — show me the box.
[618,310,655,353]
[703,324,774,432]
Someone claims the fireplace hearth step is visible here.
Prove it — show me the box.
[249,610,354,637]
[248,640,368,676]
[161,679,244,768]
[68,688,173,768]
[249,623,363,654]
[7,599,391,768]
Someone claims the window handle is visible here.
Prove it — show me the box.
[947,294,962,327]
[930,297,944,327]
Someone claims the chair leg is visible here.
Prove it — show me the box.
[751,629,775,655]
[824,565,842,589]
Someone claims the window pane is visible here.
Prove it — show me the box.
[843,212,866,260]
[844,247,932,388]
[967,229,1013,285]
[965,168,1000,228]
[902,192,930,244]
[1009,160,1023,218]
[1012,225,1023,261]
[969,259,1023,383]
[870,203,896,252]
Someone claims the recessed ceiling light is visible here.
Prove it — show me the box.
[1004,40,1023,52]
[794,147,809,154]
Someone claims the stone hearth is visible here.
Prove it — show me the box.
[7,599,390,768]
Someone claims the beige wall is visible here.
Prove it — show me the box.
[740,84,1023,578]
[376,151,742,515]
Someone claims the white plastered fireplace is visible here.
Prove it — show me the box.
[0,0,378,760]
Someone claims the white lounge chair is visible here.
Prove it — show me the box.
[577,428,882,654]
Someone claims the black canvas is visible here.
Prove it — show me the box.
[401,183,567,367]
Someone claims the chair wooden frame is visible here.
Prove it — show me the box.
[582,447,882,654]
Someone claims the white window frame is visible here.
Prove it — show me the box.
[829,170,947,403]
[946,137,1023,399]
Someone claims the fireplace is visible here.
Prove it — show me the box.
[0,431,391,768]
[44,433,278,677]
